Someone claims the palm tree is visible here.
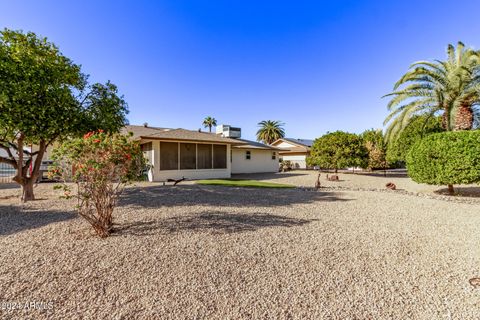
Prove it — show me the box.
[384,42,480,141]
[202,116,217,132]
[256,120,285,145]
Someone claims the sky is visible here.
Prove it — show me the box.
[1,1,479,141]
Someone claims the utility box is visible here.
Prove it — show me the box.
[216,124,241,138]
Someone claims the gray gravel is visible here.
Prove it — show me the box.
[1,177,480,319]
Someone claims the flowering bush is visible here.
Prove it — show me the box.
[50,130,146,237]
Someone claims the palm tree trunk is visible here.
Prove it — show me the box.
[454,104,473,130]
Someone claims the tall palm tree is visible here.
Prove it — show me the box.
[256,120,285,145]
[384,42,480,141]
[202,116,217,132]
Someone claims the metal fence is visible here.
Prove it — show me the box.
[0,162,15,183]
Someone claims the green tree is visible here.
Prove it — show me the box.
[202,116,217,132]
[0,29,128,202]
[361,129,387,171]
[406,131,480,194]
[256,120,285,145]
[386,115,443,166]
[384,42,480,141]
[308,131,367,173]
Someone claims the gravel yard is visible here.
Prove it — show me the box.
[1,173,480,319]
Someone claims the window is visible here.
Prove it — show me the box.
[160,142,178,170]
[213,144,227,169]
[180,143,196,169]
[272,151,276,160]
[197,144,212,169]
[140,142,152,152]
[246,150,251,160]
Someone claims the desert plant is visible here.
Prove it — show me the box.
[50,131,145,237]
[406,130,480,194]
[256,120,285,145]
[279,160,293,172]
[384,42,480,142]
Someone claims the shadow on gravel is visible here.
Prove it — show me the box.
[434,186,480,198]
[120,185,349,208]
[0,205,75,236]
[116,211,315,236]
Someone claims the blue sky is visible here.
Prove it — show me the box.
[1,1,479,140]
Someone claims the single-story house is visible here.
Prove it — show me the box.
[270,138,314,169]
[125,124,280,182]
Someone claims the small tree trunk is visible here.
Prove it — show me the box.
[21,180,35,202]
[447,184,454,195]
[334,168,338,174]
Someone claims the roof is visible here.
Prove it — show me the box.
[271,138,313,154]
[122,125,169,139]
[232,139,282,150]
[280,138,314,147]
[278,146,310,154]
[139,128,246,145]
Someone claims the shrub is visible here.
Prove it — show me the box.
[279,160,293,172]
[406,130,480,194]
[50,130,146,237]
[387,115,443,166]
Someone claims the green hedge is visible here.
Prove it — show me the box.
[406,131,480,186]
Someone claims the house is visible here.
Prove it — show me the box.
[125,124,280,182]
[270,138,314,169]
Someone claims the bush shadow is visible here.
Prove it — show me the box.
[120,184,349,208]
[115,210,316,236]
[0,205,75,236]
[434,186,480,197]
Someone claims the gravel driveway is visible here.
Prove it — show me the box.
[0,177,480,319]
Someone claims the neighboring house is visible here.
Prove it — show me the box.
[125,124,279,182]
[271,138,314,169]
[231,139,281,174]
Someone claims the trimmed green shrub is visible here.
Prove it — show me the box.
[406,131,480,194]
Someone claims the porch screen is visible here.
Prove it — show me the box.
[160,142,178,170]
[213,144,227,169]
[197,144,212,169]
[180,143,196,169]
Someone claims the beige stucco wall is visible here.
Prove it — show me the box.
[144,140,231,182]
[231,148,279,174]
[280,154,307,169]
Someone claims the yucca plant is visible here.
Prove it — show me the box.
[384,42,480,141]
[256,120,285,145]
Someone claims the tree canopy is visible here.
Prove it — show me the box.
[256,120,285,145]
[0,29,128,201]
[383,42,480,142]
[307,131,367,173]
[202,116,217,132]
[361,129,387,170]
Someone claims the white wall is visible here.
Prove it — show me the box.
[147,140,232,181]
[280,154,307,169]
[231,149,279,174]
